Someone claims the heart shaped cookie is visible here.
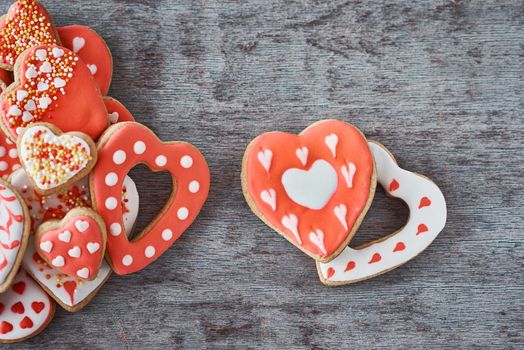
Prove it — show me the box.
[90,122,210,275]
[35,208,106,281]
[0,44,108,141]
[0,268,54,343]
[17,123,97,195]
[316,142,447,285]
[9,169,139,312]
[242,120,376,262]
[57,25,113,95]
[0,179,29,293]
[0,0,59,70]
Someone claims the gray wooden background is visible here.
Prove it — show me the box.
[4,0,523,349]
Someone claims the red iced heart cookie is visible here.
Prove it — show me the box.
[90,122,210,275]
[242,120,376,262]
[0,179,29,293]
[0,44,108,141]
[35,208,106,281]
[103,97,135,125]
[0,269,54,343]
[57,25,113,95]
[0,0,59,70]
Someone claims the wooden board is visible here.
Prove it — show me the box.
[3,0,523,348]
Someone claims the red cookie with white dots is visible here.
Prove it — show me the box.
[0,131,19,178]
[0,0,60,71]
[35,207,106,281]
[90,122,210,275]
[0,44,108,141]
[16,122,98,196]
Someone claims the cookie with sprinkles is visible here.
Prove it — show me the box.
[0,44,108,141]
[0,0,59,70]
[17,122,97,196]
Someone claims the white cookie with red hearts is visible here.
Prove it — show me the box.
[0,268,54,343]
[0,179,30,293]
[317,142,447,285]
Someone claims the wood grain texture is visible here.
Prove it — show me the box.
[3,0,524,348]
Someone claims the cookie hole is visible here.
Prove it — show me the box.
[348,186,409,248]
[127,164,174,241]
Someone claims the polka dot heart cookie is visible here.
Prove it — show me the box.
[90,122,210,275]
[35,208,106,282]
[0,44,108,141]
[316,142,447,285]
[242,120,376,262]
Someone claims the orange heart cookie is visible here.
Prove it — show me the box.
[0,44,108,141]
[242,120,376,262]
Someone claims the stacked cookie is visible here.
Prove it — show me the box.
[0,0,210,342]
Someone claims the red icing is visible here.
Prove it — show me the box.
[393,242,406,252]
[389,179,399,192]
[326,267,335,279]
[31,301,44,314]
[0,0,58,69]
[419,197,431,209]
[0,69,13,91]
[244,120,374,260]
[0,303,4,314]
[90,122,210,275]
[0,321,12,334]
[344,261,356,272]
[103,97,136,125]
[19,316,32,329]
[12,281,25,295]
[416,224,429,235]
[57,25,113,95]
[36,215,104,281]
[0,44,108,141]
[62,281,76,305]
[10,302,24,314]
[368,253,382,264]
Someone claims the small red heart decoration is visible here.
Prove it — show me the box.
[19,316,33,329]
[0,321,12,334]
[242,120,375,262]
[35,208,106,281]
[418,196,431,209]
[389,179,399,192]
[0,44,108,141]
[10,302,24,314]
[31,302,44,314]
[416,224,429,235]
[393,242,406,252]
[326,267,335,279]
[344,261,356,272]
[11,282,25,295]
[368,253,382,264]
[0,0,58,69]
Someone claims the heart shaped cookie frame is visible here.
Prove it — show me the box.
[90,122,210,275]
[316,141,447,285]
[242,120,377,262]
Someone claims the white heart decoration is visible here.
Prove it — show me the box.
[260,189,276,211]
[39,241,53,253]
[257,149,272,172]
[281,214,301,245]
[75,220,90,232]
[52,256,65,267]
[325,134,338,157]
[295,147,308,166]
[281,160,338,210]
[87,242,100,254]
[72,36,86,53]
[68,246,81,258]
[58,230,71,243]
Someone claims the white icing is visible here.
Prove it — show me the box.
[58,231,71,243]
[0,269,53,341]
[281,160,338,210]
[180,155,193,168]
[161,229,173,241]
[155,155,167,167]
[325,134,338,157]
[334,204,348,231]
[296,147,308,166]
[74,220,90,232]
[257,149,272,172]
[188,180,200,193]
[113,150,126,165]
[281,214,302,245]
[177,207,189,220]
[87,242,100,254]
[0,184,26,285]
[317,142,447,284]
[133,141,146,155]
[341,162,357,188]
[105,197,118,210]
[67,246,81,258]
[260,189,276,211]
[87,64,97,75]
[122,255,133,266]
[309,229,327,256]
[72,37,85,53]
[76,267,89,279]
[144,246,155,258]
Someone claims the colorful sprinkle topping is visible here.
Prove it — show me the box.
[20,125,92,190]
[6,46,78,135]
[0,0,57,66]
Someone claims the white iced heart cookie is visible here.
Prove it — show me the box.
[17,123,97,195]
[281,160,338,210]
[316,141,447,285]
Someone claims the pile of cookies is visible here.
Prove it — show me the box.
[0,0,210,342]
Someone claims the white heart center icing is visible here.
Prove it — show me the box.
[281,160,338,210]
